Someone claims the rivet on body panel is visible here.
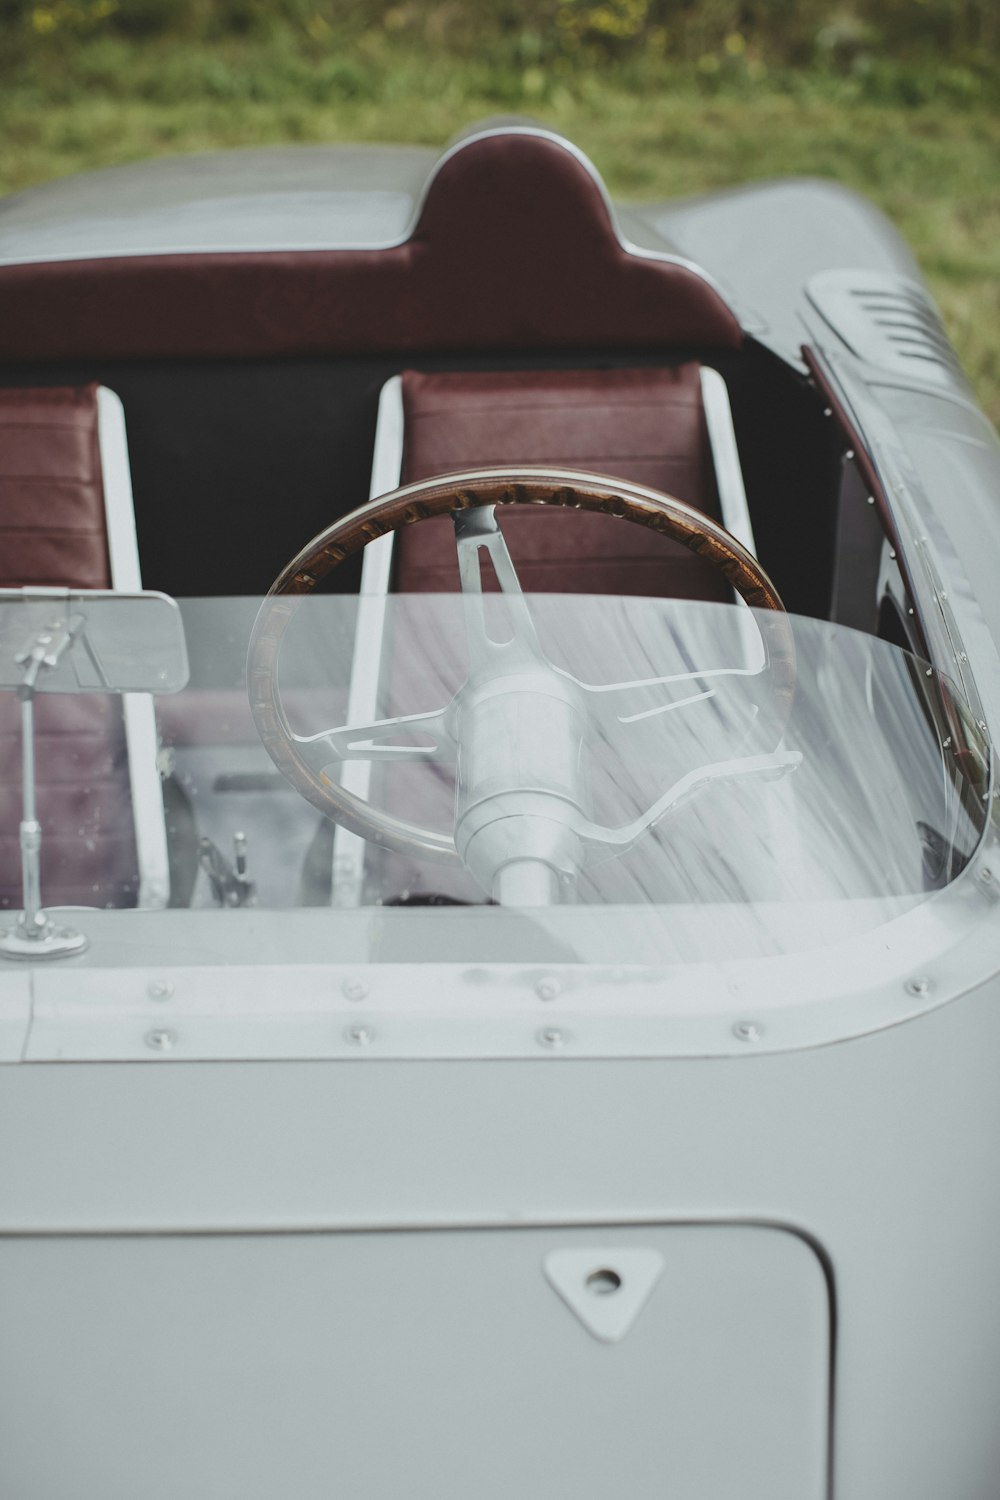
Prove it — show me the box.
[145,1028,177,1052]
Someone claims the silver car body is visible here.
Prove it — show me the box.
[1,123,999,1499]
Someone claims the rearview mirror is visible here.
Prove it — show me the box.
[0,587,189,695]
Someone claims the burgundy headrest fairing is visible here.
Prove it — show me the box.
[0,132,743,362]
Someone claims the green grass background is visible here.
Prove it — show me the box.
[1,2,997,424]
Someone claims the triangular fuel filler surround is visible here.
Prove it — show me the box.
[543,1248,665,1344]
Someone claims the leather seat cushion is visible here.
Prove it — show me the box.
[0,385,140,910]
[395,365,730,603]
[0,384,112,589]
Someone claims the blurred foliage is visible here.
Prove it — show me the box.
[3,0,999,81]
[1,1,997,422]
[1,0,997,113]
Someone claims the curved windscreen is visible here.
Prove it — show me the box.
[130,593,990,965]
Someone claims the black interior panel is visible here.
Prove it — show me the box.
[0,342,844,616]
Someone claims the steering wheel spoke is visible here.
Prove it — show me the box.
[572,663,766,727]
[290,705,454,774]
[453,505,545,671]
[580,750,803,862]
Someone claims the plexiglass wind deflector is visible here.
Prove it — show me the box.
[3,594,998,1059]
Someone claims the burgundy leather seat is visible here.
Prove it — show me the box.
[395,364,730,602]
[374,363,732,902]
[0,386,140,911]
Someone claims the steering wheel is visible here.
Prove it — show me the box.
[248,468,796,882]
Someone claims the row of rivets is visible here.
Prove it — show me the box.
[147,969,956,1013]
[340,976,567,1002]
[139,960,956,1055]
[141,992,943,1053]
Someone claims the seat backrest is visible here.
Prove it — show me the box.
[0,385,114,590]
[0,384,162,912]
[393,365,731,602]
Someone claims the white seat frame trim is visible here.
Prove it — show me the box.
[700,366,756,556]
[331,376,404,907]
[96,385,171,909]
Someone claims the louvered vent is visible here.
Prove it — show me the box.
[806,269,965,389]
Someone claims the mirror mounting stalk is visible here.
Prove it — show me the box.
[0,617,89,960]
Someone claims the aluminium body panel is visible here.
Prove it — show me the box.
[0,1224,828,1500]
[3,973,1000,1496]
[0,144,436,264]
[646,176,923,364]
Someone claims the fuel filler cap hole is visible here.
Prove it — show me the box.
[585,1267,623,1296]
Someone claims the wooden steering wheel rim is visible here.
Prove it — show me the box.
[248,467,795,862]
